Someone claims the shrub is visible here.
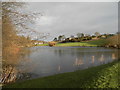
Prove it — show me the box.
[48,42,56,46]
[106,34,120,48]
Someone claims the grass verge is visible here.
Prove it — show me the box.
[55,39,107,47]
[37,43,48,46]
[3,60,119,88]
[36,39,107,47]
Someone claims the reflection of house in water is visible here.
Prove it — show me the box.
[112,53,116,60]
[99,54,104,62]
[58,65,61,71]
[74,58,83,66]
[91,56,95,63]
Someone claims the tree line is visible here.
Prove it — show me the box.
[53,32,114,43]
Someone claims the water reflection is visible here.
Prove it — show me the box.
[112,53,116,60]
[58,65,61,71]
[91,56,95,64]
[16,46,119,81]
[99,54,104,62]
[74,58,83,66]
[1,47,32,84]
[2,46,119,83]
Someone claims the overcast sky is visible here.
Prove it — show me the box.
[24,2,118,41]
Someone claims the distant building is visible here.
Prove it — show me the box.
[92,37,98,40]
[101,35,106,39]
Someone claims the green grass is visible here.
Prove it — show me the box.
[37,43,48,46]
[3,60,119,88]
[55,39,107,47]
[36,39,107,47]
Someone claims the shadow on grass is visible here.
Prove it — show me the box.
[80,39,107,46]
[55,39,107,47]
[3,60,119,88]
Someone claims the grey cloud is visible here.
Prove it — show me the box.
[26,2,118,41]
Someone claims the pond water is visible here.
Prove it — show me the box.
[16,46,119,80]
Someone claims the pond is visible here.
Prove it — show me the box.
[16,46,119,80]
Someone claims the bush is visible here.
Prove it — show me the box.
[48,42,56,46]
[106,34,120,48]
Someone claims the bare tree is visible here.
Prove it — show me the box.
[53,37,57,41]
[94,32,100,37]
[77,33,85,38]
[2,2,44,64]
[61,35,66,41]
[70,35,74,39]
[58,35,63,41]
[76,33,81,38]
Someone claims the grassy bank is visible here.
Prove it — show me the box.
[55,39,107,47]
[37,43,48,46]
[37,39,107,47]
[3,60,119,88]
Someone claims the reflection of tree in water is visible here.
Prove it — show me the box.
[0,65,17,84]
[58,65,61,72]
[112,53,116,60]
[1,47,32,84]
[54,49,65,57]
[54,48,77,57]
[118,50,120,59]
[111,50,119,60]
[91,56,95,64]
[58,49,62,57]
[3,46,32,65]
[1,2,43,85]
[73,58,84,66]
[99,54,104,62]
[113,49,120,60]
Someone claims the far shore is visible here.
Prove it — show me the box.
[36,39,119,49]
[37,39,108,47]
